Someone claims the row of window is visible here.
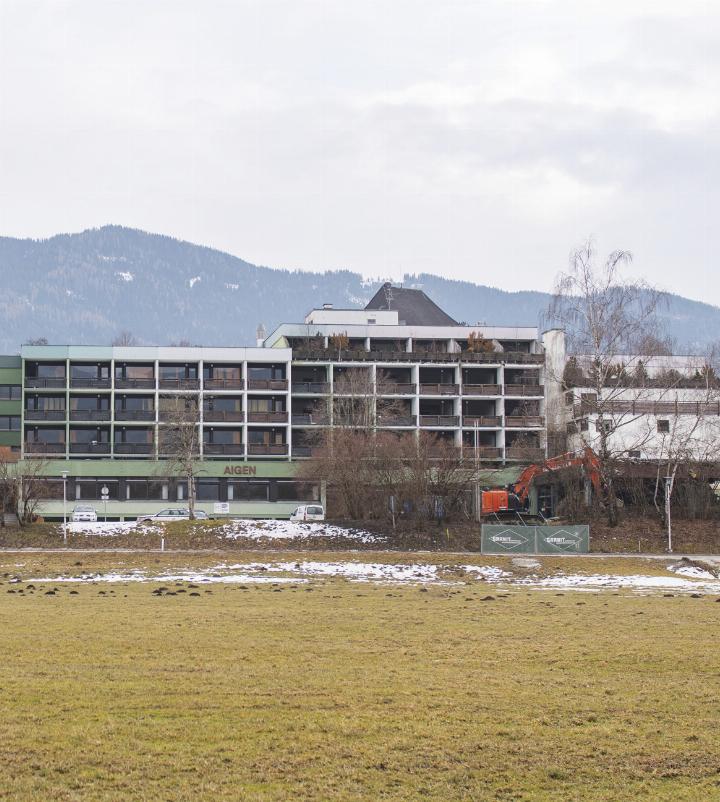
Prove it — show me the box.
[66,478,318,503]
[26,364,288,380]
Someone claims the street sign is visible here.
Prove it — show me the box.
[213,502,230,514]
[481,525,590,554]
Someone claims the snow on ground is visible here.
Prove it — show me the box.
[219,519,382,543]
[513,573,720,593]
[667,563,717,580]
[65,521,161,536]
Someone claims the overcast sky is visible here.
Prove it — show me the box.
[0,1,717,303]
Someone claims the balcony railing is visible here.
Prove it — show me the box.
[419,383,459,396]
[114,442,154,455]
[24,377,66,389]
[463,416,502,427]
[114,409,155,421]
[379,383,415,395]
[203,378,244,390]
[294,349,542,364]
[247,443,289,456]
[203,443,245,456]
[291,445,314,457]
[70,378,111,389]
[291,414,329,425]
[24,442,65,454]
[24,409,66,421]
[505,416,544,427]
[291,381,329,394]
[158,378,200,390]
[69,409,111,421]
[419,415,460,427]
[115,378,155,390]
[377,416,415,427]
[506,446,545,461]
[504,384,543,396]
[247,379,288,391]
[464,446,503,459]
[203,410,244,422]
[573,400,720,417]
[247,411,288,423]
[69,442,111,455]
[462,384,501,396]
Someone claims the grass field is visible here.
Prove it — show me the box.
[1,552,720,801]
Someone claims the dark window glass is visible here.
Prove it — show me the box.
[228,480,268,501]
[276,482,317,501]
[0,416,20,431]
[0,385,21,400]
[197,480,220,501]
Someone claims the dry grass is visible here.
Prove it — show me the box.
[1,552,719,801]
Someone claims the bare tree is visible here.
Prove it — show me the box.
[158,396,201,518]
[112,331,138,346]
[0,448,52,527]
[548,239,665,525]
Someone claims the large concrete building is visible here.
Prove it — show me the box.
[0,286,558,520]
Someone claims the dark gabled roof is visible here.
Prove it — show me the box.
[365,283,458,326]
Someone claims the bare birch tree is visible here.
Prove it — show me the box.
[158,395,201,519]
[548,239,665,525]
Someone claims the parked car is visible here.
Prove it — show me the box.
[289,504,325,522]
[71,505,98,522]
[136,508,212,523]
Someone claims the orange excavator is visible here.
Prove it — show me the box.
[481,447,602,517]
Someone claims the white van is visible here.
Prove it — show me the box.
[289,504,325,522]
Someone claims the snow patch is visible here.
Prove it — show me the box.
[65,521,161,536]
[219,519,382,543]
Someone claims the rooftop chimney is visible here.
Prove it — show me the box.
[256,323,266,347]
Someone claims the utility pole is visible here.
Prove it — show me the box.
[61,470,69,544]
[665,476,672,553]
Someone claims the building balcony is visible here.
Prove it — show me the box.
[503,353,545,365]
[420,415,460,427]
[203,378,244,390]
[291,445,314,457]
[203,410,244,422]
[247,443,289,456]
[465,446,503,460]
[115,378,156,390]
[504,384,543,396]
[69,378,111,389]
[247,379,288,391]
[419,383,459,396]
[114,410,155,422]
[379,383,415,395]
[158,378,200,390]
[291,414,329,425]
[24,442,65,454]
[24,409,66,421]
[113,443,154,455]
[462,384,501,396]
[69,409,111,421]
[506,446,545,461]
[377,416,416,427]
[203,443,245,456]
[247,411,288,423]
[505,415,544,428]
[24,377,66,389]
[291,381,330,394]
[463,416,502,427]
[69,442,111,455]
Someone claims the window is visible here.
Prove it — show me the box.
[75,480,119,501]
[627,450,641,458]
[125,480,169,501]
[197,480,220,501]
[657,420,670,433]
[579,419,589,432]
[0,385,21,400]
[0,416,20,431]
[227,480,268,501]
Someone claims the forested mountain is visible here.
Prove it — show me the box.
[0,226,717,353]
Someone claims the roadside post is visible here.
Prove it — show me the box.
[61,470,69,544]
[101,484,109,522]
[665,474,674,553]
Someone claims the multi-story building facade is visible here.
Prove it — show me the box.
[0,286,560,520]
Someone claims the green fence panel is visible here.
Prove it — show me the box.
[535,526,589,554]
[481,525,536,554]
[481,525,590,554]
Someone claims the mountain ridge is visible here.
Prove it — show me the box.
[0,225,717,353]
